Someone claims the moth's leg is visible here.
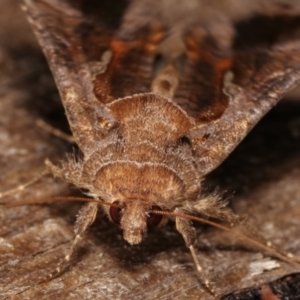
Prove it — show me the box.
[174,207,216,298]
[47,202,98,280]
[36,119,75,143]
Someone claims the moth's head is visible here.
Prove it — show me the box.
[109,200,164,245]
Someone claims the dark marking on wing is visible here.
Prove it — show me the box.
[175,31,232,122]
[93,26,164,104]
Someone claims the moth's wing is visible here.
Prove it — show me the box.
[23,0,300,170]
[181,23,300,176]
[23,0,163,154]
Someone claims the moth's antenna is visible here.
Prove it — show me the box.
[149,209,300,265]
[0,169,50,199]
[0,196,101,207]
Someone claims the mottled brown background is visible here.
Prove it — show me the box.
[0,0,300,299]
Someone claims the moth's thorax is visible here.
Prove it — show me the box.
[80,94,201,208]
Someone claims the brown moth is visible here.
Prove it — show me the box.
[4,0,300,297]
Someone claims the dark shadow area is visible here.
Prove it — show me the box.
[43,193,186,271]
[234,15,300,50]
[0,34,71,145]
[60,0,130,30]
[207,99,300,196]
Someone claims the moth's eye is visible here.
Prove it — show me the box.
[147,205,162,228]
[109,201,125,225]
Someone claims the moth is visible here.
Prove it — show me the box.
[3,0,300,297]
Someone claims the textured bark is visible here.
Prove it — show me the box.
[0,1,300,299]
